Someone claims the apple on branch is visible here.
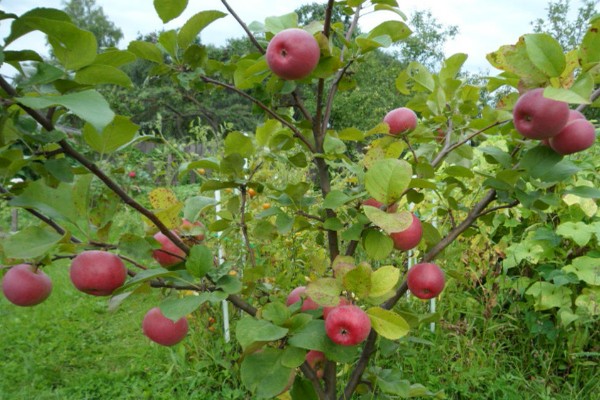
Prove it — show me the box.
[383,107,418,135]
[70,250,127,296]
[305,350,326,379]
[142,307,189,346]
[1,264,52,306]
[512,88,570,139]
[549,110,596,155]
[266,28,320,80]
[389,212,423,251]
[152,230,186,268]
[286,286,319,311]
[324,304,371,346]
[407,263,445,299]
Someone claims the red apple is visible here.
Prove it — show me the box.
[512,88,570,139]
[152,231,186,268]
[549,114,596,155]
[389,213,423,251]
[407,262,445,299]
[2,264,52,306]
[128,171,136,178]
[305,350,326,379]
[323,297,352,320]
[383,107,418,135]
[266,28,320,80]
[70,250,127,296]
[363,198,384,209]
[142,307,189,346]
[179,218,205,242]
[286,286,319,311]
[324,304,371,346]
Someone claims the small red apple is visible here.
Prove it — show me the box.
[407,262,445,299]
[70,250,127,296]
[323,297,352,320]
[142,307,189,346]
[512,88,570,139]
[389,213,423,251]
[305,350,326,379]
[2,264,52,306]
[324,304,371,346]
[549,113,596,155]
[152,231,186,268]
[383,107,418,135]
[128,171,136,178]
[179,218,205,242]
[363,198,384,209]
[266,28,320,80]
[286,286,319,311]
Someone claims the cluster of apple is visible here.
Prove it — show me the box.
[513,88,596,155]
[152,218,205,268]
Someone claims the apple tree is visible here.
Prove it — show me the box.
[1,1,599,399]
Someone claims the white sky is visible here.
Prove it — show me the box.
[0,1,582,75]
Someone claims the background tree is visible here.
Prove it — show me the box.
[62,0,123,48]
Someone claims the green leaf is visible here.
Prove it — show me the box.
[367,20,411,43]
[565,186,600,199]
[216,275,242,294]
[323,190,351,209]
[365,158,412,204]
[224,131,255,158]
[241,348,294,399]
[363,207,412,234]
[486,38,548,87]
[158,30,178,59]
[127,41,164,64]
[520,146,579,183]
[17,90,115,132]
[82,115,138,153]
[44,158,74,183]
[367,307,410,340]
[306,278,342,307]
[183,196,217,221]
[440,53,468,82]
[185,245,213,278]
[2,226,63,259]
[8,180,78,225]
[370,265,400,299]
[363,229,394,260]
[159,295,203,321]
[563,256,600,286]
[92,50,136,67]
[265,13,298,34]
[525,282,572,311]
[575,287,600,316]
[523,33,566,77]
[343,263,372,298]
[288,320,358,363]
[261,302,291,326]
[154,0,188,23]
[178,10,227,48]
[543,87,591,105]
[579,17,600,66]
[5,8,71,46]
[281,346,307,369]
[338,127,364,141]
[75,64,133,87]
[235,317,288,350]
[118,268,176,292]
[291,377,319,400]
[556,222,594,247]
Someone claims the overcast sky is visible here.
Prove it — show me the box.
[0,1,581,75]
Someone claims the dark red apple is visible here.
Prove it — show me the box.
[407,262,445,299]
[323,297,352,320]
[286,286,319,311]
[142,307,189,346]
[2,264,52,306]
[512,88,570,139]
[305,350,326,379]
[549,113,596,155]
[152,231,186,268]
[266,28,320,80]
[324,304,371,346]
[389,213,423,251]
[383,107,418,135]
[70,250,127,296]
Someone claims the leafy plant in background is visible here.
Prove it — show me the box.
[1,1,599,399]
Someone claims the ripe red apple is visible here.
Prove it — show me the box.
[152,231,186,268]
[549,113,596,155]
[266,28,320,80]
[512,88,570,139]
[128,171,136,178]
[323,297,352,320]
[389,213,423,251]
[70,250,127,296]
[286,286,319,311]
[407,262,445,299]
[142,307,189,346]
[179,218,205,242]
[2,264,52,306]
[383,107,418,135]
[305,350,326,379]
[324,304,371,346]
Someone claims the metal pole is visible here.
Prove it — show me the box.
[215,189,230,342]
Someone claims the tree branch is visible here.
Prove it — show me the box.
[220,0,264,54]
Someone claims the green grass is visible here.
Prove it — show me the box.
[0,262,246,400]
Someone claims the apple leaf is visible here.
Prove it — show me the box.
[306,278,342,307]
[369,265,400,299]
[323,190,351,209]
[367,307,410,340]
[291,377,319,400]
[367,20,411,43]
[343,263,372,298]
[261,302,291,326]
[287,320,358,363]
[365,158,412,205]
[153,0,188,23]
[543,87,591,104]
[563,256,600,286]
[280,346,306,369]
[363,207,412,234]
[2,226,63,259]
[523,33,566,78]
[75,65,133,88]
[8,180,78,225]
[235,317,288,351]
[224,131,255,158]
[178,10,226,49]
[240,348,295,399]
[264,13,298,34]
[116,268,176,292]
[579,16,600,66]
[363,229,394,261]
[127,40,164,64]
[82,115,138,153]
[186,245,213,278]
[216,275,242,294]
[159,295,204,322]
